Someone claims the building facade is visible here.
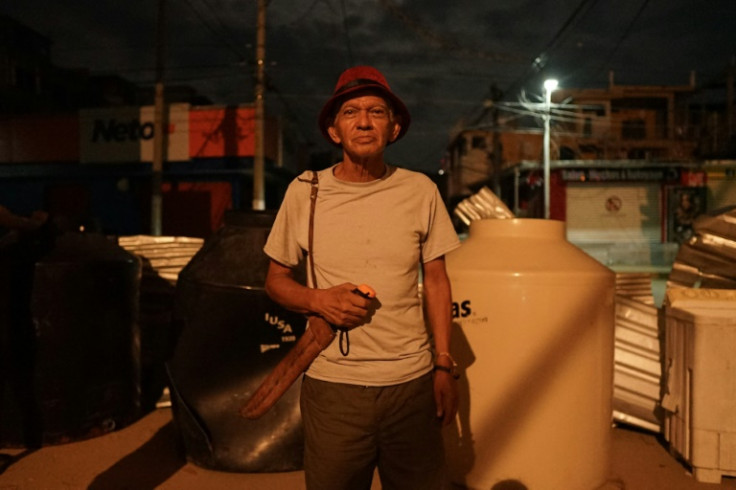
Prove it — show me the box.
[446,74,736,270]
[449,77,733,217]
[0,15,299,238]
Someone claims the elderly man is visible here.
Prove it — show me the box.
[262,66,460,490]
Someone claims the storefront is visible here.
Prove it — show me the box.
[0,104,293,237]
[500,160,708,271]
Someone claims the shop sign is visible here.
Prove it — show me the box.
[80,104,189,163]
[561,167,680,182]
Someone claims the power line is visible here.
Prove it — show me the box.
[464,0,601,132]
[197,0,250,49]
[339,0,354,66]
[168,0,313,143]
[176,0,250,63]
[271,0,336,27]
[591,0,652,82]
[377,0,523,63]
[503,0,599,97]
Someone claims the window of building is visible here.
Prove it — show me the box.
[583,105,606,117]
[457,137,468,156]
[471,136,486,149]
[622,119,646,140]
[583,117,592,137]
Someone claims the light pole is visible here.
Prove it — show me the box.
[543,78,558,219]
[253,0,267,211]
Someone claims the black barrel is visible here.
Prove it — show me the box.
[168,210,307,472]
[0,231,142,447]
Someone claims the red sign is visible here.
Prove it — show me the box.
[189,106,256,158]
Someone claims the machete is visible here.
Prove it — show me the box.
[240,284,375,419]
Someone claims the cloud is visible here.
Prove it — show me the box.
[2,0,735,171]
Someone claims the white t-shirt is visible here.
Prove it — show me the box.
[264,164,460,386]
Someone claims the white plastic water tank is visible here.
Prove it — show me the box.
[662,288,736,484]
[444,218,615,490]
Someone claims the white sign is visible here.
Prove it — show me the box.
[80,104,190,163]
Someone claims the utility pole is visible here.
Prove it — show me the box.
[489,84,503,197]
[152,0,167,234]
[252,0,267,210]
[542,79,558,220]
[728,57,735,141]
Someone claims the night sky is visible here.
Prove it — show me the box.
[3,0,735,171]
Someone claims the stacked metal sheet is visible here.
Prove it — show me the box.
[615,272,656,303]
[453,186,514,225]
[117,235,204,286]
[668,206,736,290]
[613,273,662,432]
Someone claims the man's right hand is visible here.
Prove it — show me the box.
[264,260,375,329]
[312,283,375,329]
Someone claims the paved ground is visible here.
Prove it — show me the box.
[1,407,735,489]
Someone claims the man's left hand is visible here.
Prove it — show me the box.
[433,368,458,426]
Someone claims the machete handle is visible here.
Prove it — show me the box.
[352,284,376,299]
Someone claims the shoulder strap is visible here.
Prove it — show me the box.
[303,170,350,356]
[307,170,319,289]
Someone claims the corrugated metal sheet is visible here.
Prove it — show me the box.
[117,235,203,285]
[667,207,736,289]
[613,275,662,432]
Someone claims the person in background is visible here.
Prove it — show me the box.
[262,65,461,490]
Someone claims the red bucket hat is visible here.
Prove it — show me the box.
[318,66,411,146]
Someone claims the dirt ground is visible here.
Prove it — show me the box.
[1,407,735,490]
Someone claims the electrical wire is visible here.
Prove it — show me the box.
[462,0,600,132]
[170,0,316,143]
[271,0,337,27]
[469,0,655,135]
[377,0,523,63]
[503,0,599,97]
[175,0,250,63]
[590,0,652,83]
[339,0,354,66]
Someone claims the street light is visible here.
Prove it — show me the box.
[543,78,558,219]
